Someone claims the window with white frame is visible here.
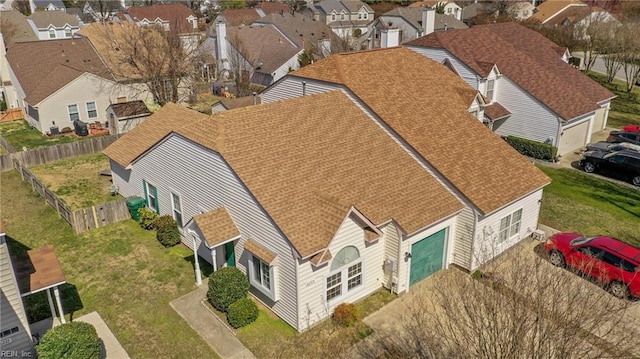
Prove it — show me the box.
[64,26,72,38]
[326,246,362,302]
[447,7,452,14]
[486,79,495,101]
[67,104,79,122]
[341,13,345,20]
[49,28,56,39]
[499,209,523,243]
[86,101,97,118]
[363,13,367,20]
[248,254,276,299]
[144,181,158,212]
[171,192,183,227]
[331,13,336,21]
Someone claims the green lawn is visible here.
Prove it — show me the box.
[538,166,640,246]
[1,170,219,359]
[0,120,80,149]
[587,72,640,129]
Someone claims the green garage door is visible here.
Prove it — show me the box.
[409,228,447,286]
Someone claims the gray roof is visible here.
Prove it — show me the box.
[254,12,336,48]
[315,0,371,15]
[28,11,81,28]
[379,7,467,32]
[0,10,38,44]
[32,0,65,10]
[227,24,301,74]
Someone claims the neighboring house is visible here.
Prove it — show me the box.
[539,5,619,32]
[211,94,260,113]
[210,22,303,87]
[30,0,65,13]
[507,1,536,19]
[4,38,147,134]
[406,22,616,155]
[27,11,81,40]
[253,12,338,58]
[311,0,374,39]
[104,47,549,332]
[410,0,462,21]
[461,2,498,23]
[0,10,38,109]
[215,2,291,26]
[531,0,587,24]
[113,3,200,49]
[367,7,467,48]
[106,100,151,135]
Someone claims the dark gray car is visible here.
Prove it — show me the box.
[579,150,640,186]
[585,141,640,153]
[607,131,640,146]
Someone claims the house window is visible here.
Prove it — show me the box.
[171,192,183,227]
[486,79,495,101]
[326,246,362,302]
[67,104,79,122]
[447,7,452,14]
[363,13,367,20]
[86,102,97,118]
[499,209,523,243]
[64,27,72,38]
[331,13,336,21]
[49,28,56,39]
[248,254,276,299]
[341,13,345,20]
[144,181,158,212]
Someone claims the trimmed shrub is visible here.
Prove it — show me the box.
[138,207,159,230]
[505,136,558,161]
[227,298,259,328]
[155,215,180,247]
[37,322,101,359]
[207,267,250,312]
[332,303,361,327]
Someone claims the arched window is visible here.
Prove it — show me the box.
[326,246,363,302]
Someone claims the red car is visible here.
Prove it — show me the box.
[544,233,640,298]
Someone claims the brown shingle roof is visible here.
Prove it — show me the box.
[5,38,112,105]
[116,3,197,33]
[109,100,151,119]
[532,0,587,23]
[14,245,66,295]
[27,11,80,28]
[292,47,550,215]
[103,103,208,167]
[407,22,615,121]
[0,10,39,45]
[216,95,261,111]
[310,249,332,266]
[227,24,301,74]
[244,239,277,264]
[541,5,600,26]
[221,8,262,26]
[254,12,337,49]
[484,102,511,121]
[177,90,462,258]
[379,8,468,32]
[194,207,241,247]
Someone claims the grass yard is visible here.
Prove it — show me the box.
[587,72,640,129]
[235,289,396,358]
[0,120,80,149]
[29,153,117,209]
[1,170,219,359]
[538,166,640,246]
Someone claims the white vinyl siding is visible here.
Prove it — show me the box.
[452,206,475,269]
[296,215,383,331]
[381,223,401,292]
[109,134,299,330]
[472,189,543,270]
[406,47,480,88]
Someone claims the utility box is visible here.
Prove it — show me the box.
[126,196,146,221]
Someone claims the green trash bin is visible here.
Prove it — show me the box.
[126,196,146,222]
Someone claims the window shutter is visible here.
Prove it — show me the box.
[153,185,159,213]
[142,180,148,206]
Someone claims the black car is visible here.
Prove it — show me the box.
[607,131,640,146]
[580,150,640,186]
[585,141,640,154]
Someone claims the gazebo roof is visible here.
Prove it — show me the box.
[15,245,66,296]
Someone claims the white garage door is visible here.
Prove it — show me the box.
[592,107,606,133]
[559,120,590,155]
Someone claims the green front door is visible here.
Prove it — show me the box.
[224,242,236,267]
[409,228,447,286]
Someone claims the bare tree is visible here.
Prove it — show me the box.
[12,0,31,15]
[578,10,618,73]
[359,242,640,359]
[225,32,258,96]
[86,0,123,21]
[616,23,640,91]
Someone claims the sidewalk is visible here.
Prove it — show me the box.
[170,284,256,359]
[76,311,130,359]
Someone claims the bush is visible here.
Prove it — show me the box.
[0,100,7,111]
[37,322,101,359]
[505,136,558,161]
[227,298,259,328]
[207,267,250,312]
[155,215,180,247]
[138,207,159,230]
[332,303,361,327]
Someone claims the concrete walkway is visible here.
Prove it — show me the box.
[170,284,256,359]
[76,311,130,359]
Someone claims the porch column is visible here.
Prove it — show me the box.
[188,230,202,286]
[53,286,66,324]
[46,289,57,320]
[211,248,217,271]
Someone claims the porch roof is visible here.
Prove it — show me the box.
[244,239,277,265]
[15,245,66,296]
[194,207,240,247]
[484,102,511,122]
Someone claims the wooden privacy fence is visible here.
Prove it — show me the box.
[12,157,131,234]
[0,134,17,153]
[0,154,13,172]
[13,134,120,167]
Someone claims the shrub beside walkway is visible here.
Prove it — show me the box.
[170,284,256,359]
